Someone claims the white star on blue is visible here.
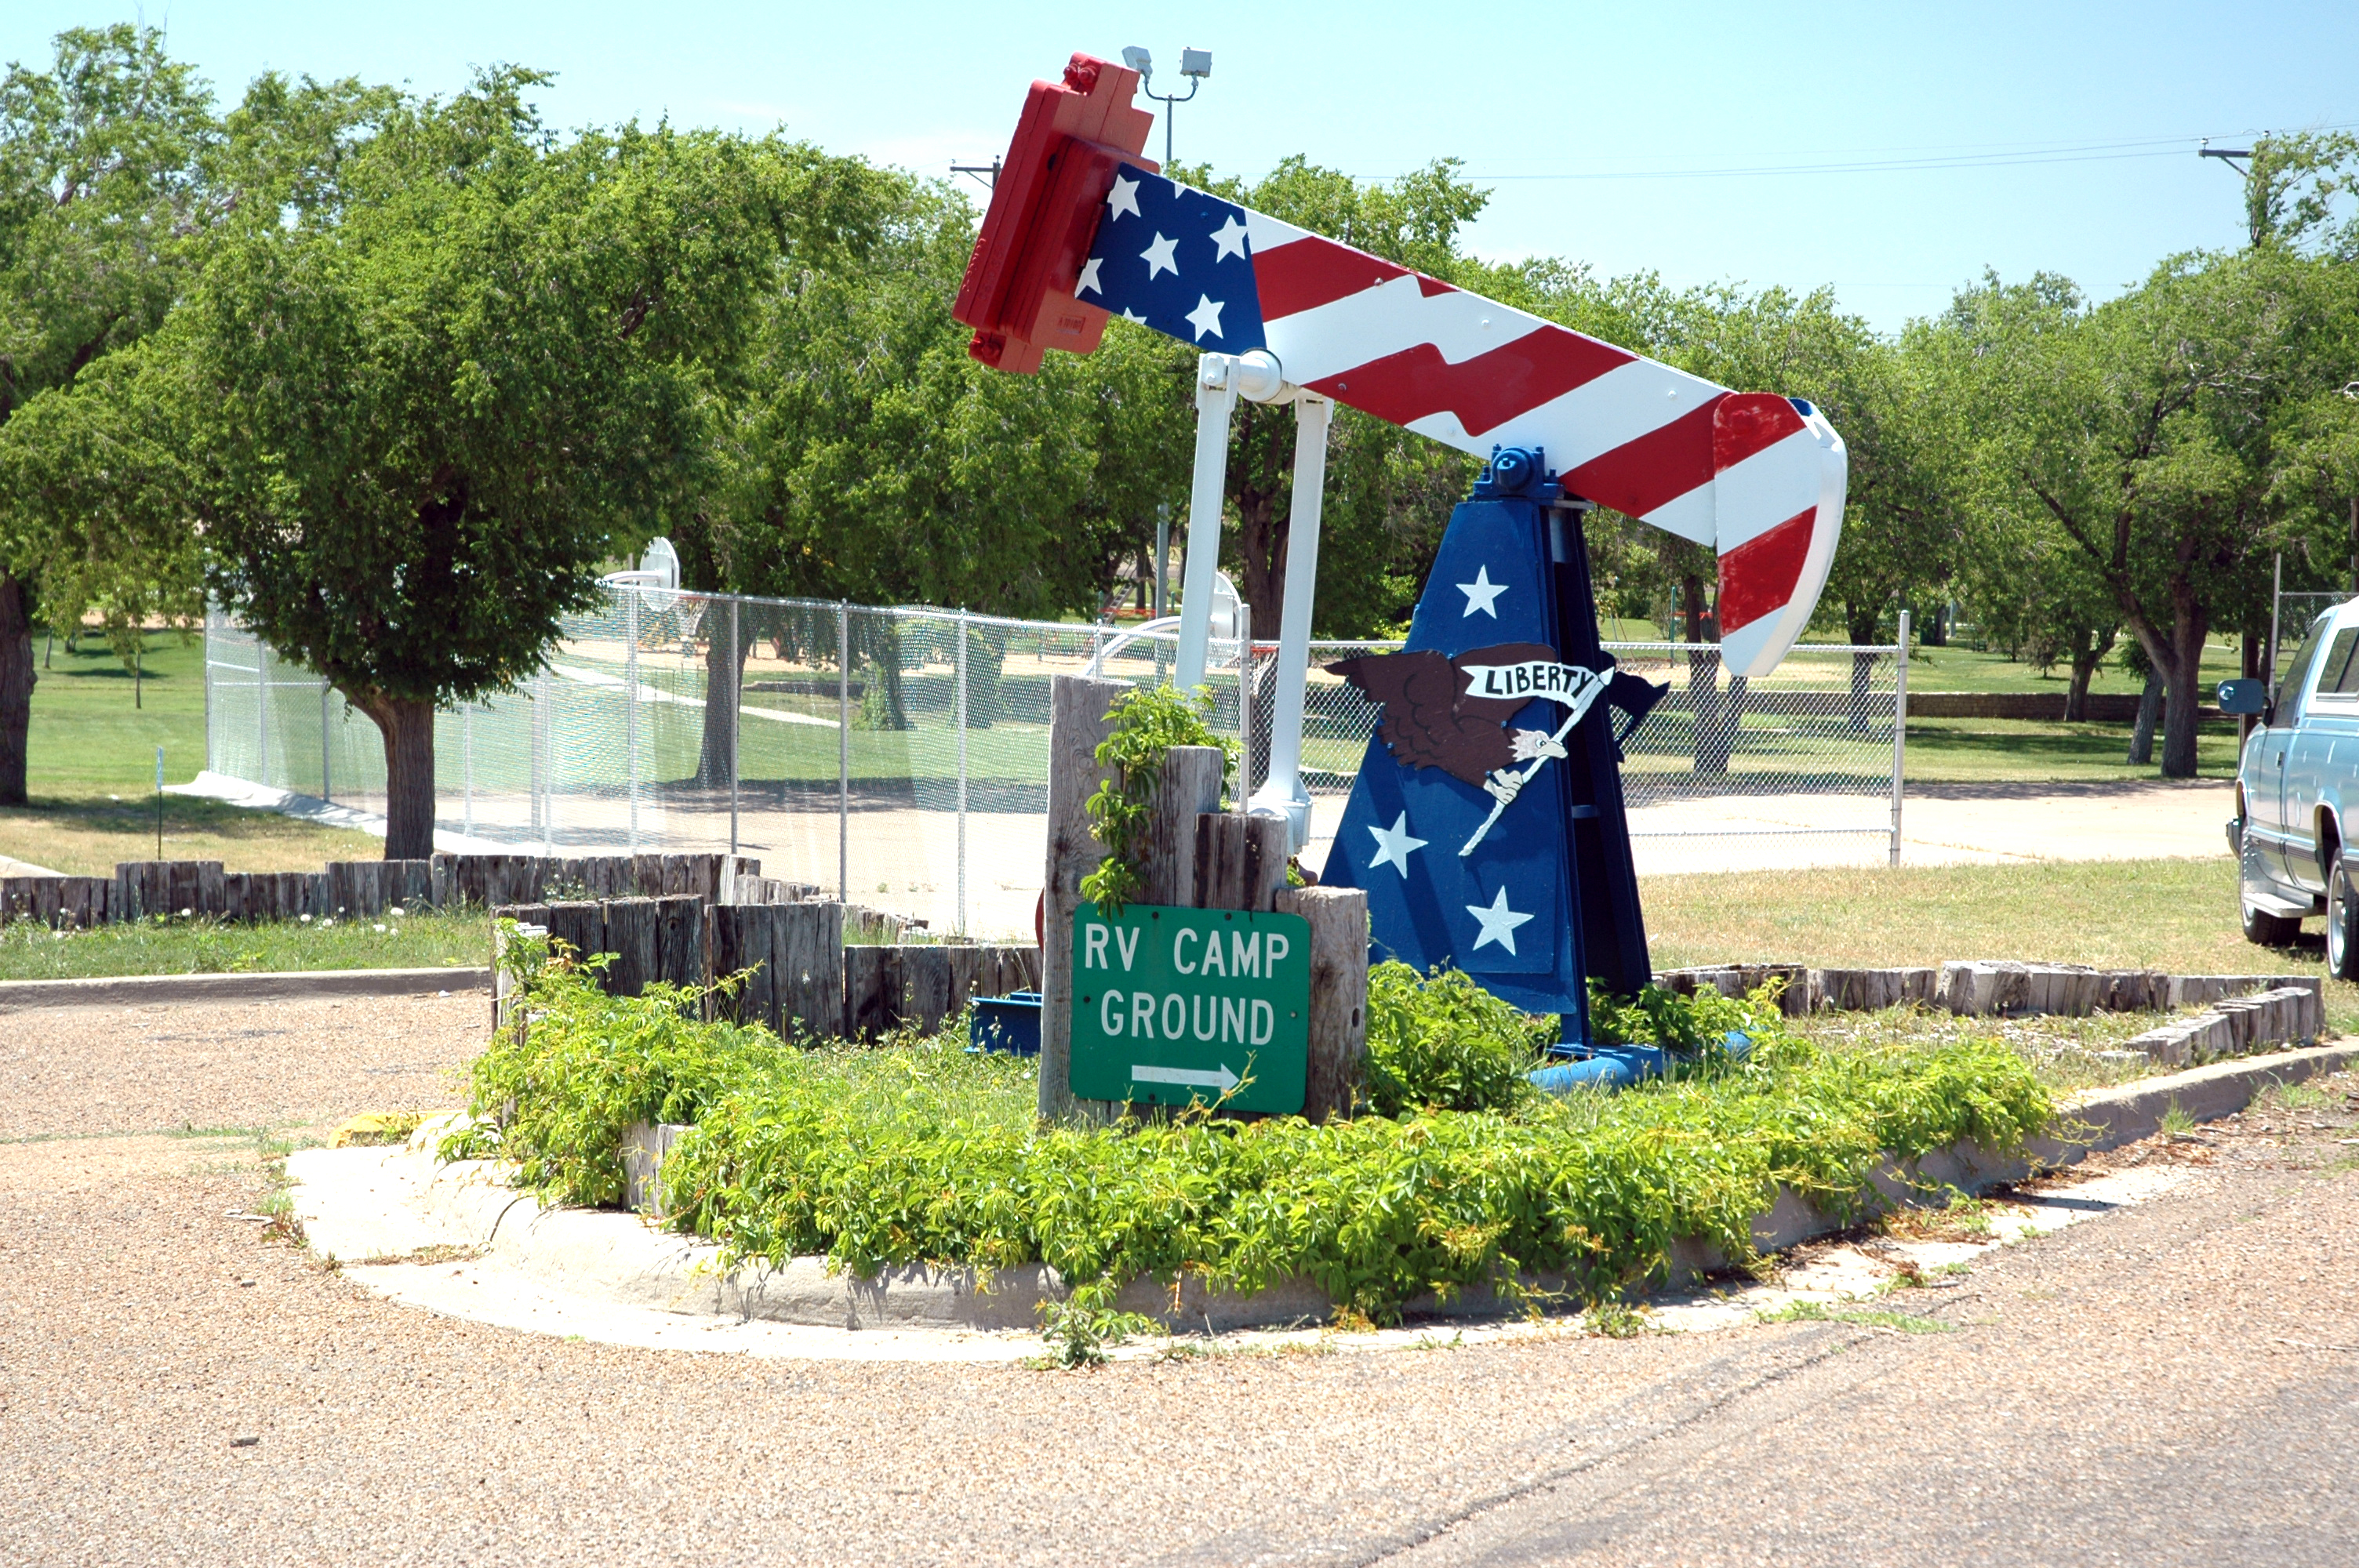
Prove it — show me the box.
[1085,162,1267,353]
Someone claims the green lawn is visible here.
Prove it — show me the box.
[1645,856,2352,1025]
[1902,716,2241,782]
[2,631,380,875]
[1890,639,2245,696]
[0,906,484,979]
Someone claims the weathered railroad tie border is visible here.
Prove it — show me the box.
[1658,961,2328,1066]
[299,1040,2358,1338]
[0,851,835,928]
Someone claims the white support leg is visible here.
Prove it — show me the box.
[1172,355,1240,692]
[1248,392,1332,852]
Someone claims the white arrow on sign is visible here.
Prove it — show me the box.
[1130,1063,1241,1092]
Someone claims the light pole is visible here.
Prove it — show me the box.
[1121,45,1212,168]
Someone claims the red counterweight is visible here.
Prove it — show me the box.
[951,53,1156,374]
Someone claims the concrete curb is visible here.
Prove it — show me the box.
[291,1040,2359,1336]
[0,966,490,1011]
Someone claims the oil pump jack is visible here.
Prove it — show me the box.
[954,53,1847,1042]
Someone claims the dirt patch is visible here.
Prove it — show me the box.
[0,992,485,1140]
[0,1133,258,1192]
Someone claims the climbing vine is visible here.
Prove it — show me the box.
[1078,684,1234,916]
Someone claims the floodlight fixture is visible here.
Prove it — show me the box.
[1131,42,1212,165]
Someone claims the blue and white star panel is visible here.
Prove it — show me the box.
[1078,164,1267,352]
[1321,497,1585,1017]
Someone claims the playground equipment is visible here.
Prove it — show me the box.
[954,53,1847,1038]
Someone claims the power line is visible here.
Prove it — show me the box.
[1247,124,2359,186]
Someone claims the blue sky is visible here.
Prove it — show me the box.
[8,2,2353,330]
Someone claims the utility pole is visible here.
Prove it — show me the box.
[950,156,1000,192]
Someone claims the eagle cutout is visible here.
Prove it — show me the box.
[1327,641,1568,789]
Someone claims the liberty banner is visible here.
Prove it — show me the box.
[1068,902,1312,1114]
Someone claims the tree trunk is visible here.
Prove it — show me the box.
[0,575,35,806]
[2127,667,2163,764]
[1230,402,1293,636]
[2157,604,2209,781]
[1845,601,1882,736]
[2063,625,2114,723]
[357,693,438,859]
[696,610,748,787]
[2239,627,2266,751]
[1685,574,1722,777]
[1921,603,1948,648]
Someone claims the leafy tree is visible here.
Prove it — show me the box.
[0,24,217,800]
[2230,131,2359,252]
[684,166,1187,768]
[143,72,805,856]
[1950,252,2347,776]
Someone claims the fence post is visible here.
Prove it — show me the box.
[536,663,553,855]
[729,594,740,856]
[1891,608,1910,867]
[838,600,850,902]
[1236,601,1255,805]
[462,701,474,838]
[625,586,640,852]
[202,608,213,779]
[956,608,969,937]
[256,640,267,786]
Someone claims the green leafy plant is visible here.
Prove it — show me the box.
[453,961,2055,1328]
[1582,1295,1652,1338]
[1755,1301,1954,1334]
[1079,684,1234,916]
[1589,978,1780,1057]
[442,954,791,1206]
[1038,1296,1162,1369]
[1362,962,1554,1115]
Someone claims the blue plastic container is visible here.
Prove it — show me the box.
[969,991,1044,1056]
[1528,1030,1753,1095]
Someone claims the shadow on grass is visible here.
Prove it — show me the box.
[1904,720,2237,779]
[5,794,351,844]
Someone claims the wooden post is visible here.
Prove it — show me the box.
[601,897,657,996]
[1136,746,1225,906]
[1192,812,1289,913]
[653,894,707,992]
[712,903,779,1032]
[544,900,603,970]
[1280,886,1370,1124]
[841,942,890,1039]
[1039,675,1127,1122]
[776,901,844,1042]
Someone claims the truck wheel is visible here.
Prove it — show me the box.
[2242,887,2301,947]
[2328,851,2359,980]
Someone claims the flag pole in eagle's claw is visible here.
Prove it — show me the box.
[1459,671,1606,857]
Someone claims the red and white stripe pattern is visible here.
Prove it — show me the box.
[1240,210,1848,678]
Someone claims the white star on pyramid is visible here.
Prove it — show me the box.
[1458,564,1507,618]
[1183,294,1226,340]
[1465,887,1534,955]
[1366,811,1427,876]
[1140,231,1180,280]
[1106,176,1142,221]
[1076,256,1103,296]
[1209,214,1250,262]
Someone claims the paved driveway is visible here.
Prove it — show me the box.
[4,996,2356,1564]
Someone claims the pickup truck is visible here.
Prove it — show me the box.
[2223,602,2359,975]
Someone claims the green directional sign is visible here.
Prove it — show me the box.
[1069,901,1311,1115]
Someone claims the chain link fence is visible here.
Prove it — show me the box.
[205,587,1905,937]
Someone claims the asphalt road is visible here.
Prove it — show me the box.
[2,996,2354,1566]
